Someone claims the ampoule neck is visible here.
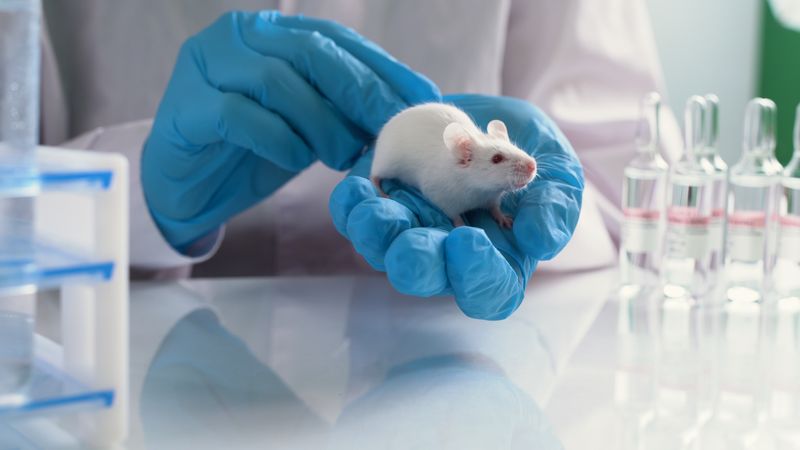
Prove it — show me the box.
[732,148,781,177]
[635,144,661,157]
[677,95,713,175]
[632,144,668,171]
[785,151,800,178]
[698,145,721,160]
[737,97,779,176]
[698,146,728,173]
[633,91,665,171]
[787,103,800,177]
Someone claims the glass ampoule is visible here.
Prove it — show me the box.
[662,96,716,299]
[698,95,728,286]
[724,98,784,304]
[620,92,669,291]
[772,103,800,302]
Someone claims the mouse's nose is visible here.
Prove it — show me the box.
[526,159,537,177]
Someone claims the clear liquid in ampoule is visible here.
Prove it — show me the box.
[698,95,728,286]
[724,98,783,304]
[662,96,715,298]
[621,92,669,291]
[772,105,800,302]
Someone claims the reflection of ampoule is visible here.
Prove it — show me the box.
[640,296,699,450]
[695,302,720,428]
[773,103,800,301]
[698,95,728,286]
[621,93,669,290]
[725,98,784,304]
[662,96,716,298]
[697,301,763,449]
[765,297,800,446]
[615,288,657,449]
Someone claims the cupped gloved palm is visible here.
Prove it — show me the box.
[142,11,440,253]
[329,94,583,320]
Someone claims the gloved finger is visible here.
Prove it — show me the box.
[345,197,420,270]
[512,136,583,260]
[329,176,377,237]
[148,149,297,250]
[347,149,375,178]
[174,90,316,172]
[384,228,450,297]
[206,51,367,170]
[272,14,441,105]
[238,11,407,134]
[513,180,582,260]
[445,227,526,320]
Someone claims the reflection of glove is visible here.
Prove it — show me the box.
[142,11,440,253]
[142,309,326,447]
[329,356,563,450]
[329,94,583,320]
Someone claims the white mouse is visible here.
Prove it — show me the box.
[370,103,537,228]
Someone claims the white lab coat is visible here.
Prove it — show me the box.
[40,0,681,277]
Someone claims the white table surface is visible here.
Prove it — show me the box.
[10,268,619,449]
[544,293,624,449]
[545,286,800,450]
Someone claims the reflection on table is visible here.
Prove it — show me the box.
[3,269,615,449]
[614,286,800,450]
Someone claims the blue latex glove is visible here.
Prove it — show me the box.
[142,11,440,253]
[329,94,583,320]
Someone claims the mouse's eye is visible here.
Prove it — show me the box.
[491,154,505,164]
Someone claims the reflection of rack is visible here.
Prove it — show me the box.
[0,146,128,447]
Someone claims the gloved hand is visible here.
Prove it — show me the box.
[329,94,583,320]
[142,11,440,253]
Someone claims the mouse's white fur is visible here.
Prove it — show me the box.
[371,103,537,228]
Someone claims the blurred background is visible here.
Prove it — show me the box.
[649,0,800,165]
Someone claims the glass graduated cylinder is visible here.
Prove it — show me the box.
[0,0,40,180]
[0,292,35,401]
[0,0,41,400]
[621,166,665,287]
[662,174,713,297]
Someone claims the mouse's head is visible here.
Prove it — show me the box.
[443,120,537,192]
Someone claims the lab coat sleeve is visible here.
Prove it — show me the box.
[501,0,682,246]
[59,120,224,271]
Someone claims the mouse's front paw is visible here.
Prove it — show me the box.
[490,207,514,229]
[496,215,514,229]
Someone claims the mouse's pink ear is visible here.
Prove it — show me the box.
[487,120,509,141]
[443,122,473,167]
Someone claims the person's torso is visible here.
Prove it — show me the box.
[43,0,513,276]
[43,0,511,138]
